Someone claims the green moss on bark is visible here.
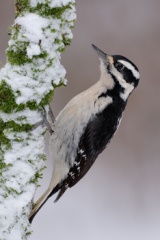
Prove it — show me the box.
[15,0,74,18]
[39,90,54,106]
[7,49,32,65]
[0,80,55,114]
[0,81,18,113]
[7,48,48,66]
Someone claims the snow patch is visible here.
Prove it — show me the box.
[15,13,50,44]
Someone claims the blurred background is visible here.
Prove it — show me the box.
[0,1,160,239]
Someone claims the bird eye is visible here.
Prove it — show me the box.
[115,62,124,71]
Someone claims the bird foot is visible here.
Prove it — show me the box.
[32,106,54,134]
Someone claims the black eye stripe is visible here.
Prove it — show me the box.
[122,67,137,84]
[114,62,124,71]
[113,60,136,80]
[107,61,139,87]
[113,55,139,72]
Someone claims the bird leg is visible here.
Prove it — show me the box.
[32,106,54,134]
[48,105,55,124]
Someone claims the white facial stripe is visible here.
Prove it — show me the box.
[120,83,134,101]
[110,67,135,101]
[118,60,140,79]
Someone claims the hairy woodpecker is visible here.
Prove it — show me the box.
[29,45,140,222]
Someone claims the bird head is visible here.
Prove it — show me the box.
[92,44,140,101]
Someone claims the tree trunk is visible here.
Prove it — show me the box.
[0,0,76,239]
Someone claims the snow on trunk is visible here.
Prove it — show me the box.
[0,0,76,239]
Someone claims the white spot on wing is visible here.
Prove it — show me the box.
[78,149,84,154]
[65,183,69,188]
[118,60,140,79]
[69,172,75,179]
[75,161,80,166]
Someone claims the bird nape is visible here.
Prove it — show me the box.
[29,44,140,223]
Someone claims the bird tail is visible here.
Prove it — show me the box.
[29,184,60,223]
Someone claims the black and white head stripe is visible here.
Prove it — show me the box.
[118,60,140,79]
[112,55,140,88]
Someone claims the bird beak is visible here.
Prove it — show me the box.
[92,44,107,61]
[92,44,114,66]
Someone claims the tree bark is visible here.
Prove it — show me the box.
[0,0,76,239]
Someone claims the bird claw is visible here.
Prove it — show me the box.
[32,106,54,134]
[48,105,55,123]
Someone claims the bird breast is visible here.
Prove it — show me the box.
[50,84,113,167]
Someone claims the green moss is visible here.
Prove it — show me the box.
[0,117,37,151]
[16,116,27,121]
[63,36,72,46]
[0,119,11,150]
[0,118,32,150]
[26,101,38,110]
[35,171,43,180]
[30,165,46,185]
[51,29,56,33]
[0,81,28,113]
[16,104,26,112]
[0,133,11,150]
[15,0,30,15]
[7,48,48,66]
[58,47,65,53]
[0,162,12,170]
[39,90,54,106]
[31,4,72,17]
[39,154,46,162]
[0,80,54,114]
[15,1,73,18]
[0,80,18,113]
[0,80,48,113]
[5,121,33,132]
[0,118,5,130]
[16,90,21,96]
[10,24,20,41]
[26,231,32,236]
[33,51,48,60]
[6,187,21,195]
[52,80,66,89]
[0,163,12,177]
[55,38,62,45]
[7,49,32,66]
[14,137,24,142]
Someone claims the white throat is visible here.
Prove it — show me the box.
[99,59,115,90]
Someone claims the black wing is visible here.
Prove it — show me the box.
[54,101,125,202]
[54,120,97,202]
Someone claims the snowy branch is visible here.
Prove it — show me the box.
[0,0,76,239]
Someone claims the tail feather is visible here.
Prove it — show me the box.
[29,184,60,223]
[29,188,51,223]
[54,184,68,203]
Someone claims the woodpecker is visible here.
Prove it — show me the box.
[29,45,140,222]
